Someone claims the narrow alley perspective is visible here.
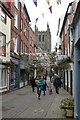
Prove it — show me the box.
[2,77,73,119]
[0,0,80,119]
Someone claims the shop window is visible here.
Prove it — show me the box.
[1,68,6,87]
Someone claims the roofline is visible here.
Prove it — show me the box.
[24,4,31,22]
[0,1,13,18]
[59,2,73,37]
[72,1,80,28]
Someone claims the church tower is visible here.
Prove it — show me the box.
[34,23,51,53]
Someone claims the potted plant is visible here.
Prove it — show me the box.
[60,97,74,117]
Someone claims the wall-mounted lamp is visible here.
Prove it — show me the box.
[58,45,62,50]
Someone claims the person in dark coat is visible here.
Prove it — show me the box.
[53,74,61,94]
[30,75,35,92]
[43,79,47,96]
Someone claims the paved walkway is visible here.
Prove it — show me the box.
[46,88,72,118]
[2,77,73,119]
[3,86,73,118]
[46,76,73,118]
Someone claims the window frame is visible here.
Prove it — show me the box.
[42,35,44,42]
[13,37,17,53]
[0,32,6,56]
[1,68,6,87]
[1,8,6,24]
[14,12,18,29]
[39,35,41,42]
[21,19,23,31]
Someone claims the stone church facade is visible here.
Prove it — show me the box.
[35,24,51,53]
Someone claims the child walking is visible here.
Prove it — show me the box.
[47,82,53,94]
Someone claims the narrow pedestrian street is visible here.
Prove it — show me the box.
[2,78,72,119]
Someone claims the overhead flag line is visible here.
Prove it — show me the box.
[46,0,52,14]
[56,0,61,5]
[33,0,38,7]
[30,1,54,26]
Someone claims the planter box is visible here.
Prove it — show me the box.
[66,109,73,118]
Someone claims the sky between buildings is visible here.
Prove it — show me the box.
[25,0,74,51]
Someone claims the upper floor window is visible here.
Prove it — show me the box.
[13,37,17,53]
[1,9,6,24]
[0,32,6,56]
[42,35,44,42]
[14,0,18,9]
[39,35,41,42]
[14,12,18,28]
[21,19,23,31]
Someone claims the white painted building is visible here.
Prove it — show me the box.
[0,2,12,92]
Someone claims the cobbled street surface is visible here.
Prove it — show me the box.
[2,85,56,118]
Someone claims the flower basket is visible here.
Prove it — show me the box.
[60,97,74,118]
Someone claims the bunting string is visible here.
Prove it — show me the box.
[31,0,61,26]
[0,52,49,57]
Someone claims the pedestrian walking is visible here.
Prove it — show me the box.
[35,75,46,99]
[43,78,47,96]
[30,74,35,92]
[35,76,41,100]
[44,74,47,81]
[60,75,63,88]
[39,76,45,96]
[47,82,53,94]
[50,75,52,82]
[53,74,61,94]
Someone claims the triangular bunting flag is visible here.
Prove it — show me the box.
[46,0,50,6]
[33,0,38,7]
[46,0,52,14]
[56,0,61,5]
[6,41,11,47]
[6,0,12,8]
[35,18,38,23]
[49,6,52,14]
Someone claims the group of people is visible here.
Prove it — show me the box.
[30,73,63,100]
